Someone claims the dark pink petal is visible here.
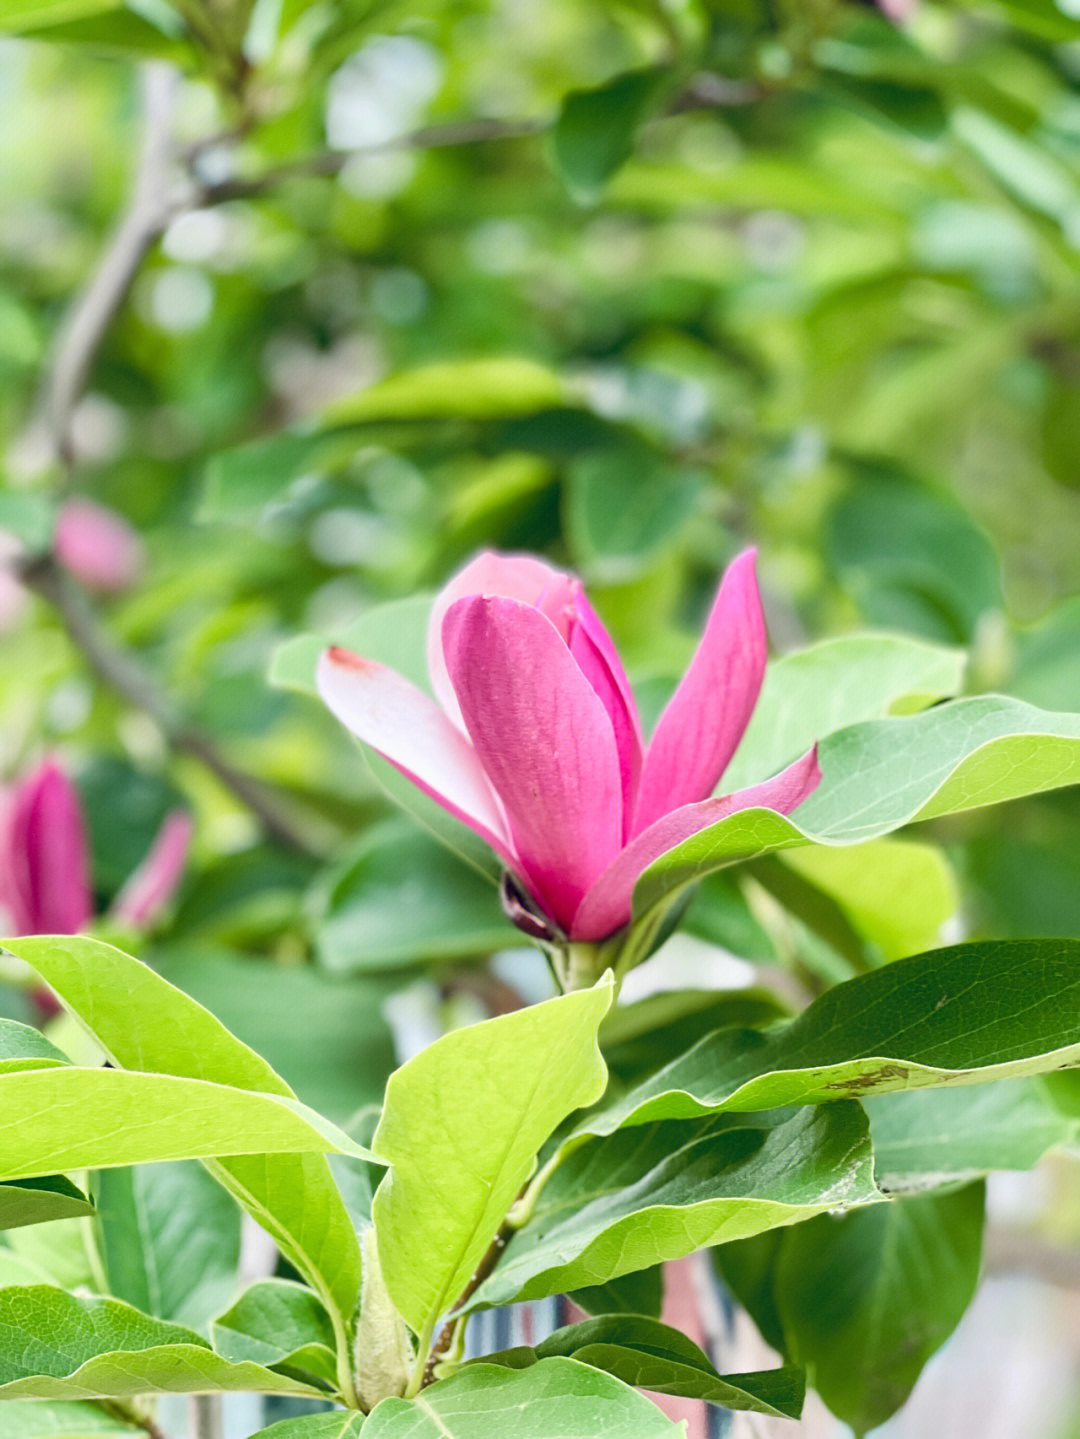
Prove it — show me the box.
[53,498,144,593]
[427,551,564,728]
[5,758,94,934]
[572,745,821,941]
[632,548,767,836]
[317,647,517,869]
[566,583,643,832]
[442,595,624,932]
[111,810,194,928]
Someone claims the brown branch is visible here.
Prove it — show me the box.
[43,64,183,468]
[422,1223,512,1389]
[19,554,320,856]
[194,68,770,206]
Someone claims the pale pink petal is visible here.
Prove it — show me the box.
[572,745,821,941]
[632,548,767,836]
[565,582,644,833]
[111,810,193,928]
[317,647,516,868]
[442,596,623,932]
[6,758,94,935]
[53,497,144,593]
[426,551,564,727]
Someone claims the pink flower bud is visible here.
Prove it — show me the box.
[53,497,144,593]
[0,757,94,936]
[111,809,194,929]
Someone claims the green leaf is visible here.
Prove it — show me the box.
[312,819,516,974]
[0,1401,142,1435]
[363,1358,684,1437]
[576,940,1080,1137]
[212,1280,337,1384]
[486,1315,804,1418]
[778,837,959,962]
[634,696,1080,923]
[6,936,365,1349]
[372,980,613,1341]
[93,1162,241,1328]
[774,1186,985,1434]
[246,1418,365,1439]
[563,448,704,582]
[159,945,396,1122]
[568,1266,663,1320]
[550,68,669,199]
[0,1175,94,1230]
[0,1019,70,1073]
[600,987,790,1084]
[0,1286,328,1399]
[866,1078,1080,1193]
[471,1103,876,1310]
[722,632,966,793]
[0,1066,370,1180]
[321,358,568,427]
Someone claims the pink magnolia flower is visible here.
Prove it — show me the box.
[318,549,820,944]
[0,757,193,941]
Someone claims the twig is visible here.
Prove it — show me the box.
[19,554,320,855]
[44,64,183,467]
[100,1399,171,1439]
[194,68,771,206]
[195,115,549,203]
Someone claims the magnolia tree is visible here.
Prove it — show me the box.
[5,0,1080,1434]
[5,544,1080,1437]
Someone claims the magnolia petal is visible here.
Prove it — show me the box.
[443,595,624,932]
[111,810,194,928]
[317,647,516,867]
[572,745,821,941]
[566,583,644,831]
[6,758,94,935]
[427,550,564,728]
[632,548,767,836]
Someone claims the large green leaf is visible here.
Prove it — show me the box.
[311,819,516,974]
[575,940,1080,1137]
[777,838,959,962]
[0,1175,94,1230]
[362,1358,683,1437]
[0,1402,141,1436]
[0,1287,328,1400]
[6,937,365,1353]
[93,1162,241,1328]
[483,1314,804,1418]
[212,1279,338,1385]
[774,1186,985,1434]
[568,1265,663,1320]
[0,1066,369,1180]
[471,1103,876,1310]
[722,632,966,793]
[372,980,612,1342]
[635,696,1080,922]
[866,1078,1080,1192]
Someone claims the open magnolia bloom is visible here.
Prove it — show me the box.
[319,549,820,960]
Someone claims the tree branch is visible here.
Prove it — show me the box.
[44,64,183,467]
[101,1399,171,1439]
[193,69,769,206]
[19,555,320,856]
